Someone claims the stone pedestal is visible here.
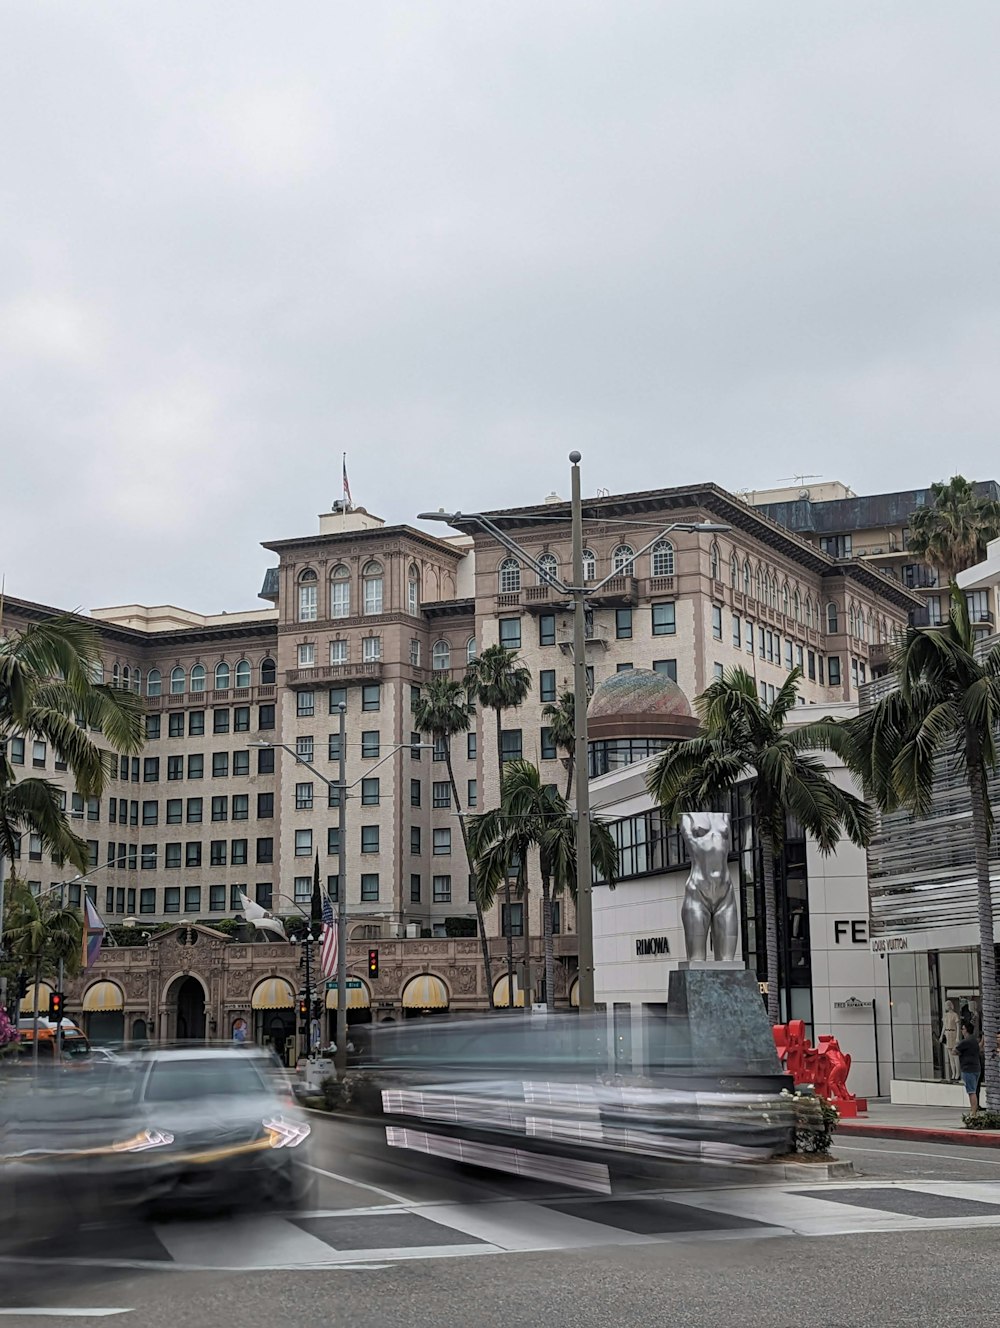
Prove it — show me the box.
[667,966,783,1077]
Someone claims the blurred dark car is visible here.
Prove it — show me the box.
[356,1013,793,1192]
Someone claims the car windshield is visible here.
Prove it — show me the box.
[142,1057,270,1103]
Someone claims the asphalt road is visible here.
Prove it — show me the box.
[5,1116,1000,1327]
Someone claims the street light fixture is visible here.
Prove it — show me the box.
[421,454,730,1012]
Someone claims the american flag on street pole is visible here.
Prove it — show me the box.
[319,893,338,981]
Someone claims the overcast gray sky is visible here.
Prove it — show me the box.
[3,3,999,614]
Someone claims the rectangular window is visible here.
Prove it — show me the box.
[541,727,557,760]
[297,691,315,718]
[295,782,314,810]
[188,754,204,780]
[361,825,379,854]
[362,636,382,662]
[213,708,230,734]
[140,888,156,914]
[362,684,381,712]
[361,874,379,902]
[212,752,229,778]
[652,659,677,681]
[259,704,275,731]
[433,735,447,763]
[409,638,421,667]
[87,840,99,868]
[299,583,318,622]
[785,640,794,669]
[501,902,524,937]
[257,747,275,775]
[410,826,421,855]
[410,873,421,903]
[87,797,99,822]
[433,828,451,856]
[410,779,421,807]
[796,645,804,669]
[231,839,248,865]
[164,887,180,914]
[432,875,452,903]
[758,626,766,659]
[433,781,451,808]
[652,602,676,636]
[808,650,816,681]
[233,750,249,777]
[168,712,184,739]
[328,733,342,762]
[143,757,160,783]
[327,826,341,855]
[255,883,273,911]
[467,732,477,760]
[211,795,228,822]
[362,731,380,759]
[188,711,205,736]
[296,735,314,763]
[732,614,741,648]
[851,657,859,689]
[257,792,274,818]
[145,715,161,740]
[615,607,633,640]
[331,639,348,665]
[818,655,825,684]
[209,884,226,911]
[328,686,347,714]
[210,840,227,867]
[501,729,523,763]
[185,842,201,868]
[539,669,557,703]
[256,837,274,864]
[295,829,312,856]
[467,778,478,808]
[551,901,562,935]
[9,737,24,765]
[32,740,46,768]
[499,617,522,650]
[745,621,753,653]
[617,662,633,673]
[714,663,724,680]
[361,777,380,805]
[166,799,182,825]
[410,730,422,758]
[141,844,157,870]
[327,875,340,902]
[712,605,723,640]
[142,800,158,826]
[538,613,556,647]
[234,706,250,733]
[230,884,244,911]
[298,643,316,668]
[186,797,203,823]
[294,876,311,904]
[328,784,342,809]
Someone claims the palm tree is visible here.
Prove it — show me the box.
[646,667,874,1024]
[469,761,618,1010]
[844,587,1000,1107]
[543,691,576,799]
[0,614,145,874]
[908,475,1000,582]
[465,644,531,998]
[412,676,494,1005]
[4,880,82,1063]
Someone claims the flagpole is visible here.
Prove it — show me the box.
[335,701,348,1077]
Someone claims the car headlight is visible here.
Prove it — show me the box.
[112,1128,175,1153]
[263,1116,311,1149]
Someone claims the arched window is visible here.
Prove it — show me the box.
[330,564,350,619]
[651,540,674,577]
[215,662,231,691]
[190,664,206,693]
[582,550,596,582]
[612,544,635,574]
[170,666,186,695]
[804,597,813,628]
[407,564,420,616]
[147,669,161,697]
[432,640,451,671]
[122,666,130,690]
[826,601,839,634]
[362,561,383,615]
[234,660,251,689]
[537,553,558,586]
[880,616,888,644]
[743,560,752,595]
[793,589,801,622]
[298,568,318,623]
[782,583,790,617]
[730,553,739,588]
[260,658,276,686]
[755,567,763,602]
[710,543,721,581]
[498,558,521,594]
[466,636,477,664]
[112,664,120,688]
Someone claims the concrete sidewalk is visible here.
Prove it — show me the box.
[837,1100,1000,1148]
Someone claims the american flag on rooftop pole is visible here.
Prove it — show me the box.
[343,453,353,510]
[319,893,338,981]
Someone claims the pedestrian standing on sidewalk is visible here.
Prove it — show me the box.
[956,1021,982,1114]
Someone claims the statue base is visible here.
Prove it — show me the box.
[667,966,783,1077]
[677,960,745,972]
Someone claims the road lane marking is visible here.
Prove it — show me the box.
[837,1143,1000,1165]
[305,1162,413,1205]
[0,1311,133,1318]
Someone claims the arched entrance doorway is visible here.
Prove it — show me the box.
[166,975,207,1041]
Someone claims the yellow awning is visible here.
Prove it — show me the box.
[402,974,449,1010]
[251,977,295,1010]
[569,977,579,1008]
[83,980,124,1013]
[19,982,53,1015]
[493,974,525,1008]
[325,978,371,1009]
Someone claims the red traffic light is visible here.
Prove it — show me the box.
[48,992,64,1020]
[297,999,308,1019]
[368,948,379,979]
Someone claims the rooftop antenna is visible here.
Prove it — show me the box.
[777,474,822,487]
[595,487,610,498]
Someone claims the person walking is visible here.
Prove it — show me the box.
[956,1021,983,1114]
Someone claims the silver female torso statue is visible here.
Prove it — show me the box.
[680,812,739,962]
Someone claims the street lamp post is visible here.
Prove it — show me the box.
[420,452,730,1013]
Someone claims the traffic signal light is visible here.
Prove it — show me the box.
[368,948,379,980]
[48,992,64,1021]
[16,973,28,1001]
[297,998,308,1020]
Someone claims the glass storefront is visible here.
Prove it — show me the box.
[888,948,982,1081]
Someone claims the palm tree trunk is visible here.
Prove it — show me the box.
[541,868,555,1012]
[520,863,532,1002]
[564,749,575,803]
[32,956,41,1072]
[445,744,494,1007]
[495,706,515,1009]
[968,755,999,1109]
[760,834,780,1026]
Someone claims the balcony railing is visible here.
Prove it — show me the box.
[144,683,276,710]
[285,661,383,686]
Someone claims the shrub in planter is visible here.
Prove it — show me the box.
[963,1109,1000,1130]
[784,1089,840,1156]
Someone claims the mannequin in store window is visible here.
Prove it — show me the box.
[940,1000,960,1082]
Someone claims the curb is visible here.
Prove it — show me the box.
[838,1121,1000,1149]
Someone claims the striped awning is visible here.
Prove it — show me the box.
[569,977,579,1008]
[325,978,371,1010]
[19,982,53,1015]
[493,974,525,1008]
[83,980,124,1013]
[402,974,449,1010]
[251,977,295,1010]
